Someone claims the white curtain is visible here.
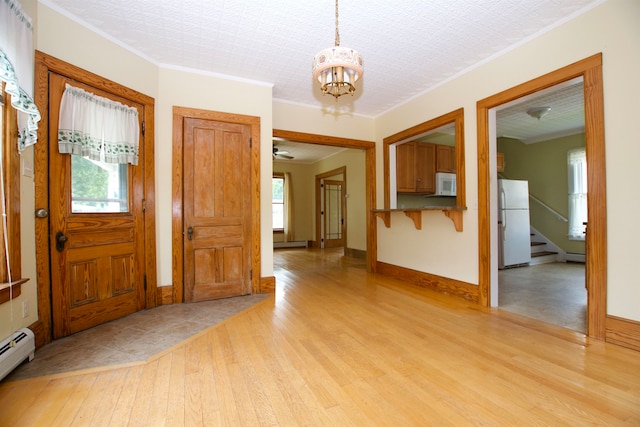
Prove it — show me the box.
[283,172,295,242]
[58,84,140,165]
[0,0,40,150]
[567,148,587,240]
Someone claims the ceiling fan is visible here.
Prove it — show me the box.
[273,144,294,160]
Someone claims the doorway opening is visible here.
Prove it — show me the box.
[272,130,376,271]
[316,167,346,250]
[477,54,606,339]
[492,78,587,333]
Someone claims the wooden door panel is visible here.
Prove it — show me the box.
[195,224,243,241]
[111,254,135,295]
[221,133,244,216]
[223,247,243,281]
[184,117,251,302]
[69,261,98,306]
[66,242,135,262]
[69,293,138,335]
[67,228,133,248]
[192,127,216,216]
[194,249,216,284]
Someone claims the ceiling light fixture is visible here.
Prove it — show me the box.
[312,0,363,99]
[526,106,551,120]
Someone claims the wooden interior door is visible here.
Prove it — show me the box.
[322,179,345,248]
[183,117,252,302]
[48,73,146,339]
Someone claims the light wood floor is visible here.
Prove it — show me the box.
[1,248,638,426]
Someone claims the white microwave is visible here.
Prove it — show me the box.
[435,172,456,196]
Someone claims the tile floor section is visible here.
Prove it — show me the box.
[4,294,270,382]
[498,262,586,333]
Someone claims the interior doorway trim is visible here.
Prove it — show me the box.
[172,107,261,301]
[272,130,376,272]
[33,51,157,347]
[477,53,606,339]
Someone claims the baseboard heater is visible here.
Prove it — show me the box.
[274,241,308,248]
[565,253,586,263]
[0,328,35,381]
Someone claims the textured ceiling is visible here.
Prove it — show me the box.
[42,0,598,119]
[497,79,584,144]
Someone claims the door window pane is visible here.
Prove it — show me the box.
[325,183,342,239]
[71,155,128,213]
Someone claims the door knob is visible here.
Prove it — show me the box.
[35,208,49,218]
[187,226,194,240]
[55,231,68,252]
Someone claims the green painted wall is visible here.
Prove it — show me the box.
[498,133,586,254]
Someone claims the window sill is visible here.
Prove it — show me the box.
[0,278,28,304]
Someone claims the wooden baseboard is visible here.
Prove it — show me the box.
[156,286,174,306]
[260,276,276,293]
[345,247,366,259]
[605,315,640,351]
[376,261,479,303]
[28,319,46,349]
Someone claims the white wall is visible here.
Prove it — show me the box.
[375,0,640,321]
[273,101,375,142]
[157,67,273,284]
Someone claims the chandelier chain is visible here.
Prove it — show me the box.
[334,0,340,47]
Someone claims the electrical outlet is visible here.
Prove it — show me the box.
[22,301,29,318]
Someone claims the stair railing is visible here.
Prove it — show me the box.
[529,194,568,222]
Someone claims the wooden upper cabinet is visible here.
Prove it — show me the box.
[497,152,505,173]
[436,145,456,173]
[396,142,416,193]
[396,142,435,194]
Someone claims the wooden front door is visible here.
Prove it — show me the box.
[48,73,146,338]
[183,117,252,302]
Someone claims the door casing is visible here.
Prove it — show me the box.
[477,53,606,339]
[33,51,157,347]
[273,130,377,271]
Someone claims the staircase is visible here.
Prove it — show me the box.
[529,228,561,265]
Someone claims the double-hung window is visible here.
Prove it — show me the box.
[567,148,587,240]
[272,174,284,231]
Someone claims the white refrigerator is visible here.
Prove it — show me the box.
[498,179,531,269]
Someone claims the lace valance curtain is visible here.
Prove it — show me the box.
[58,84,140,165]
[0,0,41,151]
